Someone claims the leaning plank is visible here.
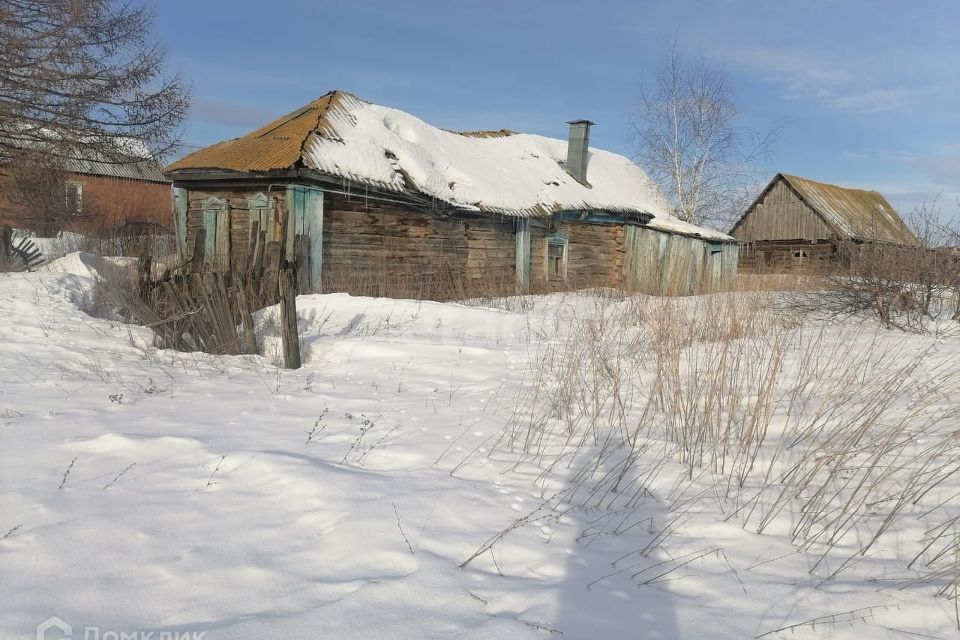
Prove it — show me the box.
[235,282,259,354]
[189,228,206,273]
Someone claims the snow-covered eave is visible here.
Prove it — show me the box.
[172,165,657,220]
[645,216,736,242]
[301,166,659,220]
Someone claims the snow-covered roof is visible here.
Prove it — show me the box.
[0,127,168,183]
[166,90,731,240]
[645,215,732,241]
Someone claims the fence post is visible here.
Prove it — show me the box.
[279,269,301,369]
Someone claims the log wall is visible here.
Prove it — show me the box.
[529,221,625,291]
[182,187,287,273]
[172,182,740,299]
[737,239,837,272]
[319,192,518,298]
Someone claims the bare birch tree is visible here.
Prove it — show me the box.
[630,46,778,229]
[0,0,189,229]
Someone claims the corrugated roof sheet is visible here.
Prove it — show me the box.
[165,92,343,173]
[455,129,517,139]
[1,129,169,183]
[69,154,168,182]
[781,174,918,245]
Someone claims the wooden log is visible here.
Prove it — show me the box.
[137,254,152,293]
[279,269,301,369]
[250,224,265,278]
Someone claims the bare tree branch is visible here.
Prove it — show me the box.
[630,45,781,229]
[0,0,189,231]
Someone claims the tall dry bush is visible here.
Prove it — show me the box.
[488,287,960,595]
[820,241,960,331]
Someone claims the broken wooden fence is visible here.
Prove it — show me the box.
[129,225,302,369]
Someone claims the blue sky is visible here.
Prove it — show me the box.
[153,0,960,220]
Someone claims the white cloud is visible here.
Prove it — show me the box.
[827,89,909,113]
[720,47,911,113]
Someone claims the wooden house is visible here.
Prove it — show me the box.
[730,173,918,271]
[164,90,737,298]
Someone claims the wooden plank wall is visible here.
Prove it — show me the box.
[464,217,517,293]
[320,193,467,298]
[623,226,737,295]
[732,177,832,242]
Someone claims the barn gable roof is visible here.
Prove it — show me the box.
[732,173,918,245]
[165,90,731,240]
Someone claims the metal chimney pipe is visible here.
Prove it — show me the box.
[566,119,594,185]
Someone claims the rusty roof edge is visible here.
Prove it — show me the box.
[166,164,666,223]
[163,90,362,174]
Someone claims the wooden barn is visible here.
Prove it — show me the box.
[164,90,737,298]
[730,173,918,271]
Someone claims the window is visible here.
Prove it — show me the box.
[247,193,271,241]
[547,233,568,279]
[64,182,82,215]
[792,249,808,264]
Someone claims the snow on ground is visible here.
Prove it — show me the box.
[38,252,138,282]
[26,231,89,263]
[1,271,959,639]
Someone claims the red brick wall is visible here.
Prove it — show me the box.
[68,173,171,233]
[0,170,171,234]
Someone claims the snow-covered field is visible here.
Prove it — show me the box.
[2,266,960,639]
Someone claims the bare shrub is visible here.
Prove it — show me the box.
[818,242,947,331]
[479,286,960,601]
